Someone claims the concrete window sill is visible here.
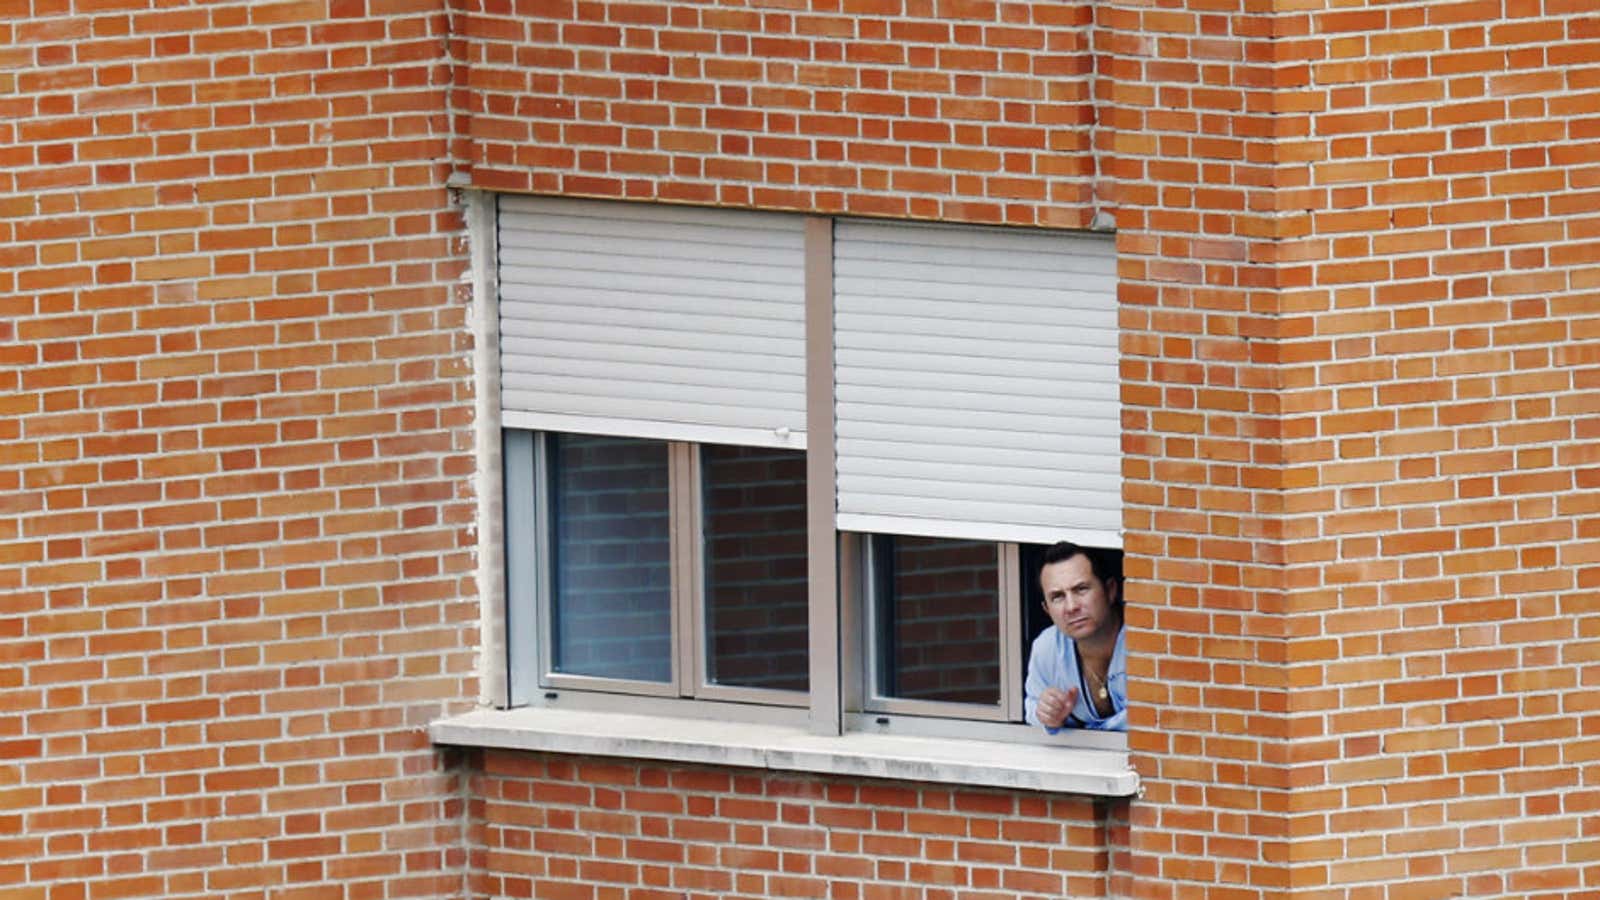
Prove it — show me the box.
[430,707,1139,797]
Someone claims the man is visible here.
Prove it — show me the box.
[1024,541,1126,732]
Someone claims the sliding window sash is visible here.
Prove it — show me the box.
[857,538,1023,724]
[511,431,809,706]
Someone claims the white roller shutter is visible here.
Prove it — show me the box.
[833,219,1121,547]
[497,196,807,448]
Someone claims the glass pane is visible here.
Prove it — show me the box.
[702,444,809,692]
[549,433,672,683]
[874,535,1000,705]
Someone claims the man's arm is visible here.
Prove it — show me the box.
[1024,633,1079,733]
[1033,686,1078,731]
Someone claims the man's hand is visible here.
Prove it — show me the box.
[1035,686,1078,729]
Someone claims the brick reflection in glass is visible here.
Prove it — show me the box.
[550,433,672,682]
[703,444,809,692]
[877,536,999,705]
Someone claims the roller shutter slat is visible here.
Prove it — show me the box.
[834,218,1120,546]
[497,196,807,445]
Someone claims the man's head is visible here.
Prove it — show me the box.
[1037,542,1123,644]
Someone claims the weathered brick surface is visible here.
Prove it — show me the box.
[8,0,1600,896]
[1101,0,1294,896]
[450,0,1105,228]
[1270,3,1600,897]
[1109,0,1600,896]
[2,0,478,897]
[468,751,1118,900]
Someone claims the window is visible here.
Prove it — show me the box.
[843,536,1072,742]
[505,431,809,705]
[483,194,1121,743]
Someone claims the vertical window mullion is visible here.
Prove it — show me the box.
[531,432,556,692]
[503,428,538,707]
[860,535,887,703]
[838,533,865,715]
[671,442,699,698]
[999,542,1024,723]
[805,215,841,736]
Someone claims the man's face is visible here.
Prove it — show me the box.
[1040,553,1120,643]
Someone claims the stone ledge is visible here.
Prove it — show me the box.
[430,706,1139,797]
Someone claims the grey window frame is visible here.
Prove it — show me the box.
[504,429,811,710]
[850,537,1026,724]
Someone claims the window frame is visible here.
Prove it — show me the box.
[694,441,816,704]
[474,190,1125,750]
[537,431,682,699]
[505,429,811,710]
[840,534,1124,748]
[854,536,1022,723]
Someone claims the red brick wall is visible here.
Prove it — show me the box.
[1108,0,1600,896]
[1100,0,1292,895]
[451,0,1103,227]
[1273,3,1600,896]
[467,750,1118,900]
[2,0,478,897]
[12,0,1598,895]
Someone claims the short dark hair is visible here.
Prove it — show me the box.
[1038,541,1123,588]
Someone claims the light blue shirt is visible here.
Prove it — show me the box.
[1024,625,1127,732]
